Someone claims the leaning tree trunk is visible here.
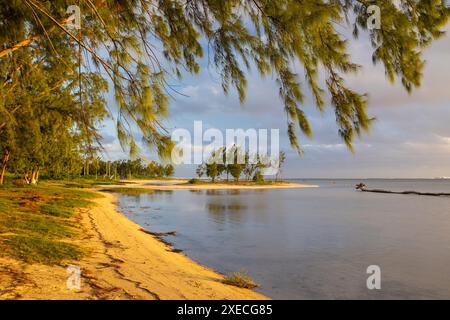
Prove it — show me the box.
[0,150,10,185]
[30,167,40,185]
[24,172,30,184]
[30,171,37,185]
[22,166,40,185]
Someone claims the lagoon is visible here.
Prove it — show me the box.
[116,179,450,299]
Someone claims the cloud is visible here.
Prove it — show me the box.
[100,23,450,178]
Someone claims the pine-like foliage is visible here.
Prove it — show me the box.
[0,0,449,177]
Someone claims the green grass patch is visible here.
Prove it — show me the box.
[4,216,74,238]
[62,179,128,189]
[35,184,98,199]
[0,197,10,214]
[0,182,97,264]
[41,198,95,218]
[4,235,83,264]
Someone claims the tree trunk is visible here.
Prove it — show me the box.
[30,167,39,185]
[24,172,30,184]
[83,160,90,176]
[30,172,37,185]
[0,150,10,185]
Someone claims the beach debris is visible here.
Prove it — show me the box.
[355,183,366,190]
[223,271,259,289]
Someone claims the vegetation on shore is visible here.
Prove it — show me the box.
[76,159,175,181]
[0,182,98,264]
[187,178,291,186]
[0,157,175,187]
[223,272,259,289]
[195,147,286,183]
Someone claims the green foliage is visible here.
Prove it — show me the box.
[275,151,286,181]
[227,146,244,182]
[188,178,202,184]
[5,235,83,265]
[162,164,175,177]
[75,158,176,180]
[0,0,449,181]
[0,183,97,264]
[195,165,205,179]
[206,162,219,182]
[62,178,127,188]
[253,171,264,183]
[41,198,94,218]
[197,146,286,182]
[4,216,74,239]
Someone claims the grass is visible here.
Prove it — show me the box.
[223,271,259,289]
[4,216,74,238]
[62,178,128,189]
[41,198,95,217]
[0,182,98,264]
[5,235,83,264]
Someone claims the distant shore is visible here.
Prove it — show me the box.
[99,179,319,191]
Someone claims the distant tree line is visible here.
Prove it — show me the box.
[2,154,174,183]
[85,158,175,180]
[196,146,286,183]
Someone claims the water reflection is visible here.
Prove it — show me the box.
[204,189,242,196]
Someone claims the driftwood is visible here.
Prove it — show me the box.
[139,228,177,237]
[139,228,182,251]
[355,183,450,197]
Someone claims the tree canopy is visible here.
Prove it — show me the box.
[0,0,449,183]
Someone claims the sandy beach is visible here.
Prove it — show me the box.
[101,179,319,191]
[0,191,267,299]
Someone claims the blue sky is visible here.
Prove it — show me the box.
[100,25,450,179]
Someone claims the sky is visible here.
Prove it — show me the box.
[100,24,450,179]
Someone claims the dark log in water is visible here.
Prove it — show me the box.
[139,228,177,236]
[355,183,450,197]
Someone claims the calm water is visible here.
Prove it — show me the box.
[115,180,450,299]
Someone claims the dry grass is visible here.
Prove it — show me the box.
[223,271,259,289]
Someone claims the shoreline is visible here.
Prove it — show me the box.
[99,179,319,191]
[1,179,317,299]
[0,188,268,300]
[82,190,269,299]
